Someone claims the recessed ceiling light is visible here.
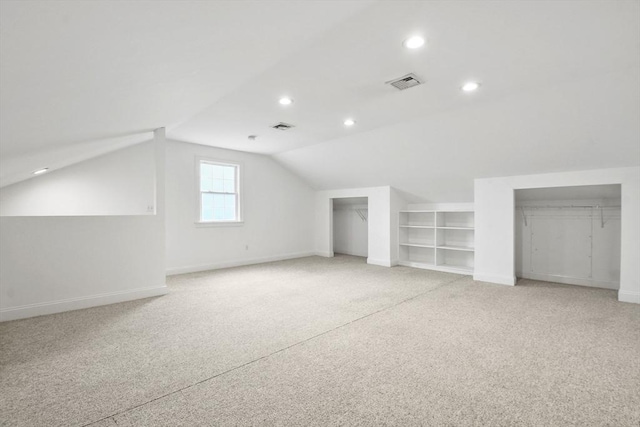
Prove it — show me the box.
[461,81,480,92]
[344,119,356,126]
[33,168,48,175]
[403,36,425,49]
[279,97,293,105]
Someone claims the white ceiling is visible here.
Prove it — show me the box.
[1,1,639,200]
[0,0,370,186]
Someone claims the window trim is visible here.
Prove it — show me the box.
[195,156,243,226]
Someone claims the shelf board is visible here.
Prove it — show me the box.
[437,245,475,252]
[436,264,474,274]
[397,260,473,275]
[398,260,435,269]
[399,243,435,248]
[399,225,435,229]
[399,210,436,213]
[438,226,474,230]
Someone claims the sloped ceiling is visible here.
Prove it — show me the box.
[1,1,639,201]
[0,0,370,186]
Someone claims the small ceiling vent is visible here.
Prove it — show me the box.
[271,122,295,131]
[386,73,423,90]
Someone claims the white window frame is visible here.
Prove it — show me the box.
[195,157,243,226]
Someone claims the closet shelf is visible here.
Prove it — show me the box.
[437,245,475,252]
[437,226,474,230]
[400,243,435,248]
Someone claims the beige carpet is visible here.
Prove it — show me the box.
[1,255,639,426]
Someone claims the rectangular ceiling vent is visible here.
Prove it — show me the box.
[386,73,423,91]
[271,122,295,131]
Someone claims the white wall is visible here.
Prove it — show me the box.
[316,186,393,267]
[0,142,155,216]
[0,131,167,321]
[474,167,640,304]
[333,201,368,257]
[515,199,621,289]
[390,188,407,265]
[165,140,315,274]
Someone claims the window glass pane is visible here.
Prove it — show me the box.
[202,207,214,221]
[213,207,225,220]
[212,165,224,179]
[200,177,213,192]
[223,179,235,193]
[223,166,235,180]
[202,193,214,208]
[224,194,235,208]
[224,206,235,220]
[212,179,224,192]
[213,194,225,208]
[201,194,214,221]
[201,163,214,178]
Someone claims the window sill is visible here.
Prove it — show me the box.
[195,221,244,228]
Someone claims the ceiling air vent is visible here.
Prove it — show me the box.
[271,122,295,131]
[386,73,423,91]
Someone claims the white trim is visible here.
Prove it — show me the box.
[618,290,640,304]
[195,156,243,224]
[519,272,618,290]
[166,251,315,275]
[367,258,392,267]
[473,273,517,286]
[194,221,244,228]
[0,285,169,322]
[315,251,333,258]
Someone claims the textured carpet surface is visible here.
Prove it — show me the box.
[1,255,639,426]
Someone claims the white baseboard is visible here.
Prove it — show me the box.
[618,290,640,304]
[315,251,333,258]
[519,272,618,290]
[367,258,392,267]
[473,273,516,286]
[166,251,316,276]
[0,285,169,322]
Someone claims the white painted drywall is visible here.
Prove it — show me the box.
[316,186,392,267]
[0,142,155,216]
[164,140,315,274]
[474,167,640,304]
[332,201,368,257]
[0,130,167,321]
[515,198,621,289]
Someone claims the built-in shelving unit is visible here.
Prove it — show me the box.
[398,210,474,275]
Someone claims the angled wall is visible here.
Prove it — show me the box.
[0,142,155,216]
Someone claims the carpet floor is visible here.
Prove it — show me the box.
[1,255,639,426]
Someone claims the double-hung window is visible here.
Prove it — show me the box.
[198,159,241,223]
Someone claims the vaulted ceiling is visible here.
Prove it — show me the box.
[2,0,639,201]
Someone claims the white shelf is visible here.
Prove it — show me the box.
[398,210,474,276]
[400,243,435,248]
[436,264,474,274]
[397,261,473,275]
[437,245,475,252]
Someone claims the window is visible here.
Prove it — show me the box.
[198,159,241,223]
